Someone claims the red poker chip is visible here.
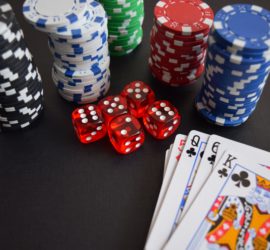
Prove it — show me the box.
[150,49,206,69]
[150,32,208,54]
[149,58,205,87]
[149,58,204,77]
[152,23,210,42]
[150,42,207,60]
[154,0,214,36]
[152,30,209,48]
[150,45,207,65]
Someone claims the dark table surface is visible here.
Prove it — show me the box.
[1,0,270,249]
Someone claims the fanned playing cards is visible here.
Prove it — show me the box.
[145,131,270,250]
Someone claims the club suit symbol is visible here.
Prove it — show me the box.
[218,168,228,178]
[208,154,216,165]
[186,147,196,157]
[232,171,250,188]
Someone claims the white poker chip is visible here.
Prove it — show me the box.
[22,0,88,29]
[23,0,111,104]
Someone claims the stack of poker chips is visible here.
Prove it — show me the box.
[149,0,214,87]
[23,0,110,104]
[195,4,270,127]
[99,0,144,56]
[0,1,44,131]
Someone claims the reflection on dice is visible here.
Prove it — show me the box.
[143,100,181,139]
[121,81,155,118]
[98,95,128,125]
[72,104,107,144]
[108,114,145,154]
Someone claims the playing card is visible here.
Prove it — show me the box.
[164,144,173,176]
[164,150,270,250]
[181,134,270,221]
[145,131,209,250]
[147,134,187,236]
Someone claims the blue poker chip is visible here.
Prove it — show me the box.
[208,36,270,66]
[195,96,253,127]
[214,4,270,52]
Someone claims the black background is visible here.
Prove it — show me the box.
[1,0,270,249]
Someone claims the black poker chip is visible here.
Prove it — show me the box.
[0,1,43,132]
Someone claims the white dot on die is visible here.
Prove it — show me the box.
[135,88,141,93]
[111,103,117,108]
[78,109,84,114]
[118,105,124,110]
[80,114,86,118]
[152,107,158,112]
[160,115,166,121]
[107,108,113,113]
[88,106,94,111]
[90,111,96,116]
[86,137,92,141]
[97,126,102,131]
[114,97,120,102]
[173,119,178,125]
[126,148,131,153]
[136,136,141,141]
[150,124,154,130]
[136,94,142,99]
[125,117,132,123]
[125,141,131,146]
[160,102,166,107]
[82,118,88,124]
[91,131,97,136]
[135,82,141,87]
[92,116,98,121]
[104,100,109,105]
[164,132,169,137]
[169,111,175,116]
[136,143,141,148]
[156,111,162,116]
[164,107,171,111]
[127,88,133,93]
[121,129,127,135]
[168,126,173,131]
[143,88,149,93]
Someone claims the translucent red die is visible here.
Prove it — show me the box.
[72,104,107,144]
[108,114,145,154]
[98,95,128,125]
[121,81,155,118]
[143,100,181,139]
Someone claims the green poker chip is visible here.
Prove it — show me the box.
[99,0,144,56]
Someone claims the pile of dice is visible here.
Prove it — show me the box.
[72,81,181,154]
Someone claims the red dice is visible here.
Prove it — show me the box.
[143,100,181,139]
[121,81,155,118]
[108,114,145,154]
[72,104,107,144]
[98,95,128,125]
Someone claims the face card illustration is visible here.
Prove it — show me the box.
[164,151,270,250]
[147,134,187,237]
[181,134,270,221]
[145,131,208,250]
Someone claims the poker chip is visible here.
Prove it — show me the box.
[0,1,44,132]
[149,0,213,87]
[195,4,270,127]
[99,0,144,56]
[23,0,110,104]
